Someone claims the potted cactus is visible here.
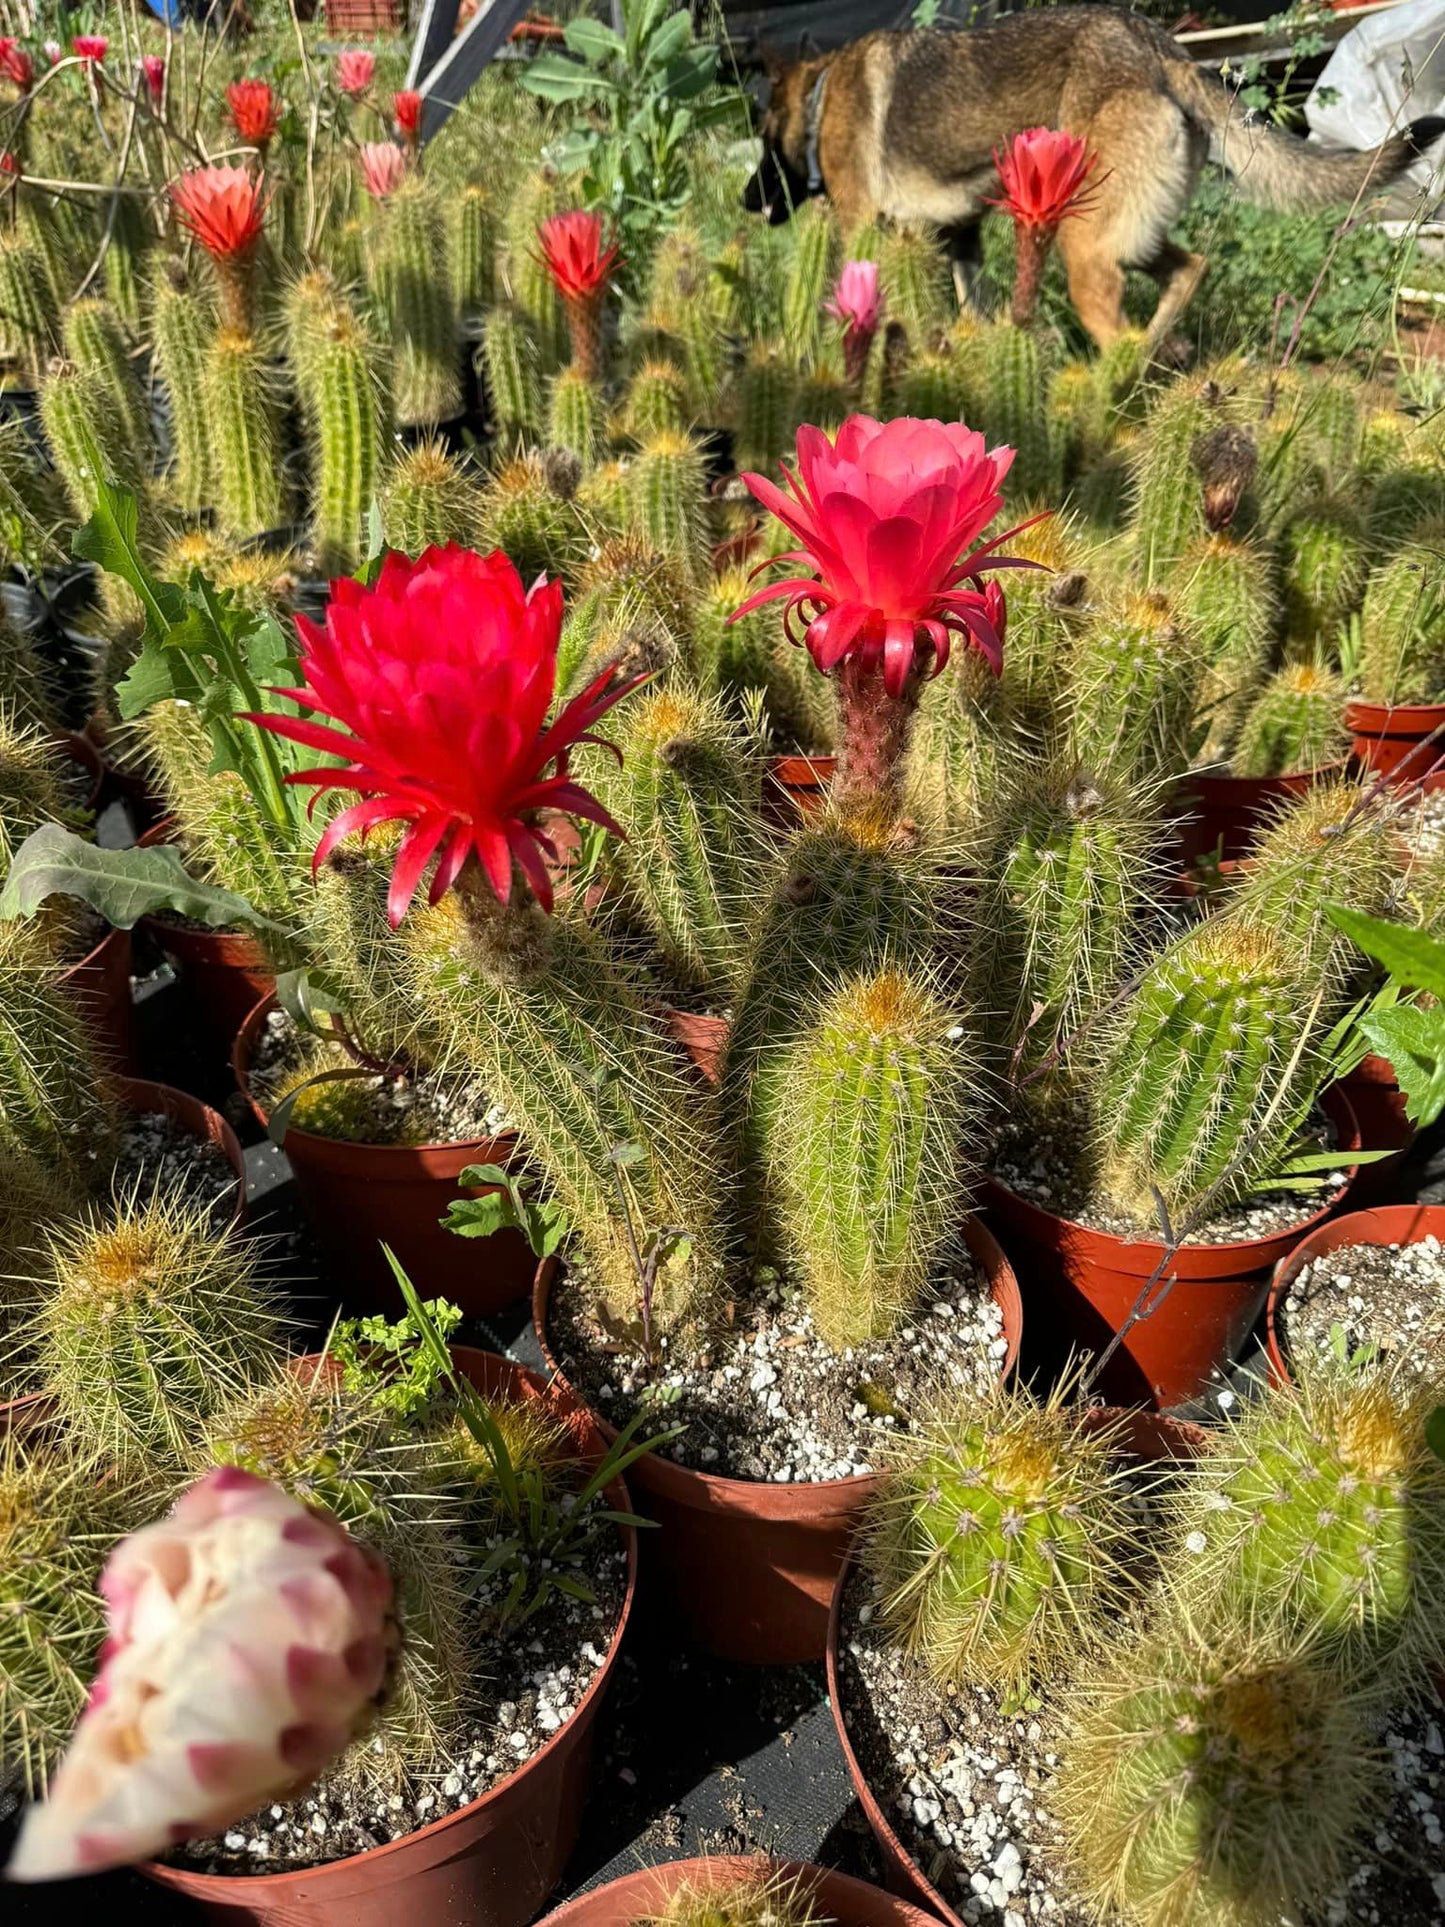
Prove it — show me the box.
[540,1855,940,1927]
[1345,522,1445,783]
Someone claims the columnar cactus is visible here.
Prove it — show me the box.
[307,305,390,572]
[61,298,151,471]
[151,265,215,514]
[546,367,604,469]
[782,200,840,364]
[1358,529,1445,703]
[1094,918,1323,1223]
[876,226,952,340]
[1170,532,1276,758]
[1282,497,1368,643]
[39,361,132,525]
[480,301,542,445]
[591,684,768,1002]
[1057,1634,1383,1927]
[379,440,481,557]
[893,349,968,427]
[624,431,711,576]
[33,1196,286,1464]
[371,178,462,427]
[1229,659,1350,779]
[735,341,797,473]
[1129,379,1215,575]
[1066,592,1204,784]
[869,1392,1138,1688]
[501,169,570,371]
[0,231,59,378]
[479,452,588,585]
[0,918,119,1188]
[0,717,66,868]
[621,358,692,443]
[205,328,285,540]
[904,647,1020,846]
[448,182,496,326]
[980,322,1060,503]
[102,192,151,333]
[777,965,975,1348]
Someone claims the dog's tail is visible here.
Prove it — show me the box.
[1165,56,1445,212]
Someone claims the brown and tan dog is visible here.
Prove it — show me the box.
[743,6,1444,346]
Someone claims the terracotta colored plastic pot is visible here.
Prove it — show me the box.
[60,923,136,1072]
[762,752,835,829]
[1339,1052,1414,1208]
[982,1085,1360,1411]
[117,1074,247,1234]
[1264,1202,1445,1387]
[59,727,103,809]
[1346,698,1445,783]
[137,823,274,1047]
[534,1216,1023,1665]
[825,1409,1206,1924]
[145,1346,637,1927]
[234,994,533,1317]
[1171,761,1347,867]
[661,1006,730,1085]
[540,1856,940,1927]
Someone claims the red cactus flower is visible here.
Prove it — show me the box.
[393,89,422,143]
[72,35,108,62]
[242,546,640,925]
[358,140,407,201]
[335,48,375,97]
[735,416,1036,804]
[227,79,279,148]
[141,54,165,106]
[0,153,19,178]
[988,126,1102,326]
[170,164,267,261]
[537,210,618,303]
[0,40,33,91]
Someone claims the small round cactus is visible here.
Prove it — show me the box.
[621,358,692,444]
[380,439,482,557]
[479,452,588,585]
[644,1868,828,1927]
[1229,658,1350,779]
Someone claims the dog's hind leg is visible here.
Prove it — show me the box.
[941,221,984,314]
[1141,239,1208,350]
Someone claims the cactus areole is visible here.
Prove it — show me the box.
[735,416,1033,808]
[242,545,640,926]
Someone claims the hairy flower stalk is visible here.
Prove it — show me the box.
[170,164,266,335]
[536,211,618,385]
[736,415,1028,810]
[990,126,1101,327]
[7,1467,392,1882]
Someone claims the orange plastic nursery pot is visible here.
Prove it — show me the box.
[1339,1053,1415,1208]
[825,1409,1207,1927]
[143,1346,638,1927]
[761,752,835,829]
[234,994,534,1317]
[136,824,274,1049]
[539,1856,941,1927]
[117,1075,247,1234]
[1264,1202,1445,1387]
[60,922,136,1073]
[660,1007,730,1085]
[534,1216,1024,1666]
[1346,698,1445,783]
[1171,761,1347,867]
[982,1085,1360,1411]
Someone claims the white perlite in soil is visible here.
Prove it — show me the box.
[1279,1234,1445,1379]
[110,1111,240,1226]
[1399,788,1445,862]
[251,1006,509,1146]
[172,1542,626,1875]
[836,1566,1087,1924]
[548,1251,1007,1483]
[1302,1694,1445,1926]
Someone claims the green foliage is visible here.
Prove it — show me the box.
[778,965,974,1348]
[332,1298,464,1421]
[1326,904,1445,1128]
[1058,1633,1383,1927]
[32,1195,284,1464]
[1230,659,1350,778]
[380,439,481,557]
[870,1392,1137,1689]
[371,178,462,428]
[206,328,285,540]
[443,1165,571,1259]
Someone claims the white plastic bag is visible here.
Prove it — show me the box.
[1306,0,1445,195]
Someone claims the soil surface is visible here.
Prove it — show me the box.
[1278,1232,1445,1379]
[547,1249,1007,1483]
[112,1109,239,1226]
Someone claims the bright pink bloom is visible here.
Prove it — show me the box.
[0,39,33,90]
[536,210,618,302]
[227,79,279,147]
[735,416,1029,698]
[170,164,267,261]
[72,35,107,63]
[141,55,165,106]
[44,40,62,67]
[827,260,882,339]
[393,89,422,141]
[358,140,407,201]
[243,546,639,925]
[989,125,1100,234]
[334,48,375,97]
[6,1467,392,1883]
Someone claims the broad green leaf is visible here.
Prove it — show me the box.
[661,46,718,98]
[1325,902,1445,1000]
[457,1162,513,1190]
[443,1192,516,1241]
[528,1198,571,1259]
[644,8,694,71]
[72,476,191,649]
[0,825,284,934]
[114,639,199,718]
[562,16,625,63]
[1359,1003,1445,1128]
[519,53,609,102]
[274,967,346,1034]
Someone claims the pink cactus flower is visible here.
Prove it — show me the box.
[358,140,407,201]
[6,1467,393,1883]
[826,260,882,385]
[141,55,165,107]
[334,49,375,97]
[72,35,108,63]
[44,40,63,66]
[987,126,1104,326]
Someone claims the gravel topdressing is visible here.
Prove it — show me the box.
[547,1247,1008,1483]
[1304,1696,1445,1926]
[172,1539,627,1875]
[111,1109,239,1227]
[1399,788,1445,861]
[1278,1233,1445,1378]
[251,1005,510,1147]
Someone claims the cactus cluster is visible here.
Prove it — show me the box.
[371,178,463,428]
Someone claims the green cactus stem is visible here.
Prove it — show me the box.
[546,367,604,470]
[308,305,390,573]
[0,716,66,870]
[1129,378,1217,577]
[782,201,840,365]
[380,439,482,557]
[1229,659,1351,779]
[151,264,216,515]
[205,327,285,541]
[624,431,711,577]
[1358,528,1445,704]
[1282,497,1368,643]
[979,323,1060,504]
[1170,533,1276,761]
[448,182,496,327]
[479,452,588,586]
[1066,592,1204,785]
[0,232,59,380]
[621,358,692,444]
[0,918,120,1189]
[735,341,797,474]
[372,178,462,428]
[481,301,542,446]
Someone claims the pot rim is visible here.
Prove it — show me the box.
[1175,758,1348,801]
[233,990,522,1165]
[538,1854,941,1927]
[983,1083,1360,1272]
[532,1214,1023,1510]
[764,751,836,784]
[1345,697,1445,730]
[115,1074,247,1236]
[143,1347,638,1896]
[60,918,130,984]
[1264,1200,1445,1387]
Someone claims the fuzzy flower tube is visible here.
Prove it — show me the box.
[6,1467,392,1883]
[734,415,1029,808]
[989,126,1101,327]
[141,55,165,108]
[170,164,267,335]
[243,544,638,925]
[537,210,619,384]
[827,260,882,388]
